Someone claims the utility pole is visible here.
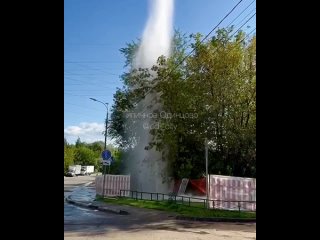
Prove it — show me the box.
[205,138,209,209]
[90,98,108,197]
[104,103,109,150]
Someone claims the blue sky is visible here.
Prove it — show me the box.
[64,0,256,144]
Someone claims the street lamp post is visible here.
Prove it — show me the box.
[90,98,108,150]
[90,98,108,197]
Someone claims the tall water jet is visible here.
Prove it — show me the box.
[134,0,174,69]
[123,0,175,193]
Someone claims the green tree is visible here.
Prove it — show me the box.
[64,145,75,174]
[75,137,85,148]
[87,141,104,153]
[153,28,256,178]
[74,147,98,169]
[110,28,256,179]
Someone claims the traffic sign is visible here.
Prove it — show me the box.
[102,159,111,166]
[101,150,112,160]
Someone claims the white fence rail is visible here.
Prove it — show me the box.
[95,174,130,197]
[208,174,256,211]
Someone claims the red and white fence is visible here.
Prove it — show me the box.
[95,174,130,197]
[208,174,256,211]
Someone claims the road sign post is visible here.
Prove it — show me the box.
[102,165,106,196]
[101,150,112,197]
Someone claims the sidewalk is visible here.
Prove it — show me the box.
[65,182,129,215]
[65,183,180,221]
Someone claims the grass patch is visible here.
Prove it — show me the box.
[96,196,256,219]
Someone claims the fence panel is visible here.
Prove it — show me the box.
[208,174,256,211]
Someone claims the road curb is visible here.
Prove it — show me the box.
[176,215,256,223]
[65,195,254,222]
[66,196,129,215]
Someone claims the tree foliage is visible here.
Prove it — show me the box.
[74,147,97,167]
[110,28,256,178]
[63,138,122,175]
[64,144,74,174]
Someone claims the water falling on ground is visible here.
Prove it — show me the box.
[123,0,175,193]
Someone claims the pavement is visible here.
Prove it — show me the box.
[65,181,255,223]
[65,180,126,213]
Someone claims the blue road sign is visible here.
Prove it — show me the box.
[101,150,112,160]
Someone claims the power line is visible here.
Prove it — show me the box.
[64,93,114,97]
[232,8,256,30]
[64,76,93,84]
[64,110,100,118]
[180,0,244,64]
[64,73,118,76]
[68,62,120,76]
[64,76,120,85]
[64,102,102,111]
[64,88,113,93]
[64,81,120,86]
[65,61,122,63]
[230,12,256,38]
[64,76,119,87]
[227,0,256,27]
[200,0,244,45]
[245,27,256,36]
[65,43,122,46]
[64,67,122,71]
